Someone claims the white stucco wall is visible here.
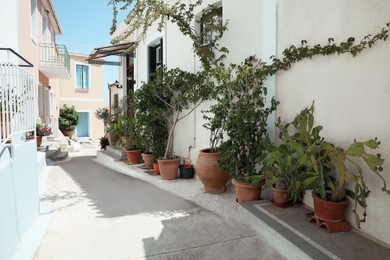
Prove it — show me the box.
[276,0,390,245]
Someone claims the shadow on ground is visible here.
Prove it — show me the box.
[56,156,196,218]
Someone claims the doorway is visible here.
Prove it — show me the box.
[77,112,89,137]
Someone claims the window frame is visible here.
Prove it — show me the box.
[199,6,223,45]
[75,63,90,90]
[30,0,37,44]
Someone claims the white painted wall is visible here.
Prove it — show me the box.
[0,142,40,260]
[276,0,390,245]
[0,0,20,63]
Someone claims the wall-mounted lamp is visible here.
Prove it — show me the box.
[114,80,122,89]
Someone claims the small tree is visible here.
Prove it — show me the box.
[140,66,212,160]
[59,104,79,131]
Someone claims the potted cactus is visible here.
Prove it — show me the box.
[279,103,389,228]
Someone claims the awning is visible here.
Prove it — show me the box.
[86,42,135,66]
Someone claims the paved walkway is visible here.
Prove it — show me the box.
[34,154,284,260]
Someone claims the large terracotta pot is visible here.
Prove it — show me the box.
[158,159,179,180]
[126,150,142,164]
[232,178,263,202]
[196,148,230,194]
[62,129,74,138]
[313,195,349,222]
[272,186,290,205]
[36,136,43,147]
[143,153,153,169]
[107,132,115,146]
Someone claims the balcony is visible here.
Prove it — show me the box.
[39,43,71,79]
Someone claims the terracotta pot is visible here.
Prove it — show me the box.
[126,150,142,164]
[272,186,290,205]
[232,178,263,202]
[196,148,230,194]
[36,136,43,147]
[313,195,349,222]
[62,129,74,138]
[153,162,160,174]
[107,132,114,146]
[143,153,153,169]
[158,159,179,180]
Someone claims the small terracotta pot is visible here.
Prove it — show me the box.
[158,159,179,180]
[126,150,142,164]
[196,148,230,193]
[62,129,74,138]
[36,136,43,147]
[272,186,290,205]
[313,195,349,222]
[153,162,160,174]
[143,153,153,169]
[232,178,263,202]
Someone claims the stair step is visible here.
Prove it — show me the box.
[45,149,60,159]
[51,151,68,161]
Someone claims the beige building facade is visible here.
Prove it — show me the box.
[58,53,105,143]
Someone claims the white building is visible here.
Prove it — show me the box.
[112,0,390,245]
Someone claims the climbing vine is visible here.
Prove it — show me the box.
[109,0,228,69]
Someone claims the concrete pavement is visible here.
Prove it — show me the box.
[34,154,284,260]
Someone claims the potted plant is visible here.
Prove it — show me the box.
[35,123,52,147]
[211,58,277,202]
[179,146,195,179]
[59,104,79,138]
[197,67,232,193]
[116,95,142,164]
[282,103,389,228]
[135,84,168,169]
[140,67,212,180]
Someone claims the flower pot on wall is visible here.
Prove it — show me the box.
[36,136,42,147]
[313,195,349,222]
[126,150,142,164]
[232,178,263,202]
[158,159,179,180]
[143,153,153,169]
[196,148,230,194]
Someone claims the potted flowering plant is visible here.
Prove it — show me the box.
[35,123,52,147]
[179,146,194,179]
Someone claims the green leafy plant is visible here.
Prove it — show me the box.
[211,57,277,184]
[279,103,389,227]
[134,81,168,156]
[99,136,109,150]
[36,123,52,136]
[59,104,79,131]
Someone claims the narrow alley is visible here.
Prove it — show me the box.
[34,154,284,260]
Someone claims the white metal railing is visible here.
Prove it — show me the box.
[0,62,35,145]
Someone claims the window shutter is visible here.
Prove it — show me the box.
[149,46,156,80]
[160,38,163,65]
[76,65,82,88]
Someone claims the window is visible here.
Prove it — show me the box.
[200,6,222,45]
[42,10,48,43]
[50,92,54,116]
[148,39,163,80]
[38,83,43,116]
[30,0,37,43]
[114,94,119,109]
[76,64,89,89]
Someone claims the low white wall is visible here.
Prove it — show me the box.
[0,148,19,260]
[276,0,390,245]
[0,141,40,260]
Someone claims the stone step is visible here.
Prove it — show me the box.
[106,145,126,159]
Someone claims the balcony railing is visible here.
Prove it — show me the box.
[0,50,35,145]
[39,43,70,78]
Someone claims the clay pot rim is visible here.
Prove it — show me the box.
[312,194,349,205]
[158,158,180,163]
[200,148,219,154]
[272,185,288,192]
[126,149,142,152]
[232,178,263,188]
